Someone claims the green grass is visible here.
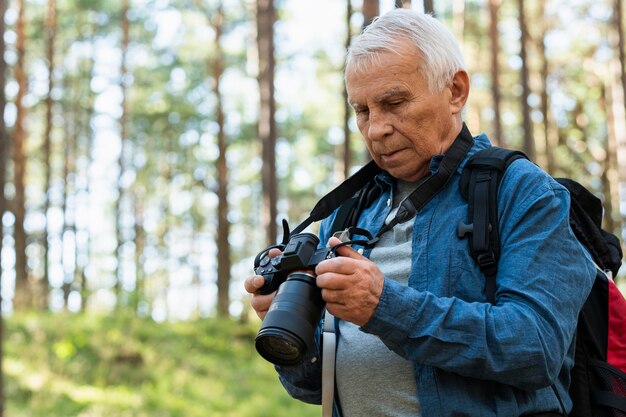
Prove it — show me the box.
[3,312,320,417]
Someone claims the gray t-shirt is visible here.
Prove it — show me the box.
[335,179,423,417]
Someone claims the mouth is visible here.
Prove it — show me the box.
[380,148,406,161]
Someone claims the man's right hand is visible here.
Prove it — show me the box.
[244,247,282,320]
[244,274,276,320]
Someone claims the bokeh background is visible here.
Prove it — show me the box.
[0,0,624,415]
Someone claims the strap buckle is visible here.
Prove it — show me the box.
[476,251,497,272]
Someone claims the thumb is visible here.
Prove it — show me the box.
[327,236,366,259]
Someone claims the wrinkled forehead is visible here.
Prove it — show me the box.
[345,43,424,81]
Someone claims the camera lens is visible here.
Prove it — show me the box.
[255,272,325,366]
[255,329,304,364]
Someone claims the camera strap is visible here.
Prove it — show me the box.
[368,123,474,246]
[291,160,383,235]
[321,309,336,417]
[290,123,474,248]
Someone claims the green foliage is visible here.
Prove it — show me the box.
[4,312,320,417]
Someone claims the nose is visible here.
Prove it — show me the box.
[367,110,393,141]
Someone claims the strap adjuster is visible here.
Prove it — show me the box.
[476,251,497,271]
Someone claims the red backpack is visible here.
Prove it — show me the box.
[459,147,626,417]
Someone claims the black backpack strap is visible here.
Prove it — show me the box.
[458,147,527,303]
[591,390,626,413]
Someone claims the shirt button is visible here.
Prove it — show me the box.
[387,198,391,207]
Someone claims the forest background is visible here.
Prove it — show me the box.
[0,0,625,415]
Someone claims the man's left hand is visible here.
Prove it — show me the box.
[315,236,384,326]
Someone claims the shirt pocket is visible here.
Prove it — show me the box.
[448,248,487,301]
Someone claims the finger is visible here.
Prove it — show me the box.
[250,292,274,310]
[244,275,266,293]
[316,255,363,277]
[327,236,366,260]
[268,248,282,258]
[250,292,275,319]
[316,271,347,290]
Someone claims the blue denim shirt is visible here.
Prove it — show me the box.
[275,133,597,417]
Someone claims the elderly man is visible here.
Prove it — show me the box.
[245,8,595,417]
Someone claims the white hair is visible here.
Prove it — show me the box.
[346,9,466,92]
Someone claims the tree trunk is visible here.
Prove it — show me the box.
[537,1,554,174]
[133,195,145,314]
[362,0,379,29]
[61,67,77,311]
[423,0,435,16]
[75,26,98,310]
[211,3,231,317]
[13,0,31,310]
[115,0,130,308]
[518,0,535,160]
[488,0,502,146]
[257,0,278,245]
[452,0,464,43]
[0,0,7,412]
[41,0,56,310]
[608,0,626,241]
[342,0,353,179]
[360,0,379,162]
[617,0,626,135]
[601,83,619,234]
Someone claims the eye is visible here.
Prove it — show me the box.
[354,106,369,117]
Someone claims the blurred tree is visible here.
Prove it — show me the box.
[68,9,98,311]
[209,2,231,317]
[517,0,535,161]
[362,0,379,28]
[488,0,503,146]
[601,80,620,234]
[358,0,379,164]
[41,0,57,310]
[606,0,626,238]
[0,0,6,411]
[115,0,130,308]
[257,0,278,245]
[536,0,554,174]
[61,64,80,310]
[612,0,626,236]
[423,0,435,16]
[452,0,464,43]
[342,0,353,179]
[617,0,626,125]
[12,0,31,310]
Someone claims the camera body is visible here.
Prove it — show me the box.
[254,232,334,295]
[253,232,334,366]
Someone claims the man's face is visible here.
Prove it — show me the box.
[346,41,462,182]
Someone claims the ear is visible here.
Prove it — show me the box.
[449,70,470,114]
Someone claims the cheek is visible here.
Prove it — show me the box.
[356,120,374,147]
[356,118,367,134]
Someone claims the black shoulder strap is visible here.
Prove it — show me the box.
[458,147,527,303]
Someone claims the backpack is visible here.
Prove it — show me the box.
[300,130,625,415]
[458,147,626,417]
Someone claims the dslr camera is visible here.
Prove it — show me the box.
[253,232,335,366]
